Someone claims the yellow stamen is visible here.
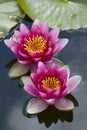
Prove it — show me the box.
[24,35,46,53]
[42,76,60,90]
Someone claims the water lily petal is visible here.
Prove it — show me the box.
[45,98,57,105]
[9,61,30,78]
[4,39,18,48]
[20,23,30,34]
[38,61,47,71]
[4,39,19,54]
[42,57,52,64]
[39,91,49,99]
[44,47,52,56]
[18,57,32,64]
[18,51,29,59]
[46,58,64,70]
[41,22,48,35]
[48,63,58,75]
[30,72,39,85]
[31,19,41,32]
[57,38,69,51]
[33,57,41,62]
[11,46,19,54]
[14,30,23,39]
[55,98,74,111]
[20,76,33,85]
[26,98,48,114]
[53,38,69,53]
[30,63,38,73]
[59,88,67,98]
[67,75,82,94]
[52,58,64,68]
[49,28,60,40]
[59,65,70,81]
[24,84,39,97]
[53,87,61,98]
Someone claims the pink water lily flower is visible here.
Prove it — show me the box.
[21,62,81,114]
[4,19,68,65]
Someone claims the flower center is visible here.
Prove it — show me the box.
[42,76,60,90]
[24,35,46,53]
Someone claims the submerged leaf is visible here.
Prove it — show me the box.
[18,0,87,30]
[0,0,24,38]
[9,61,30,78]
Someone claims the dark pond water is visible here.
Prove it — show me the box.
[0,23,87,130]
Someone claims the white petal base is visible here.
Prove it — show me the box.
[54,98,74,111]
[26,98,48,114]
[20,76,33,85]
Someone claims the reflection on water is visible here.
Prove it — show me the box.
[37,106,73,128]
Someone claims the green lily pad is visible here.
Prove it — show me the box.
[0,0,24,38]
[18,0,87,30]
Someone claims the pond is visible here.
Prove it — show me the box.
[0,23,87,130]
